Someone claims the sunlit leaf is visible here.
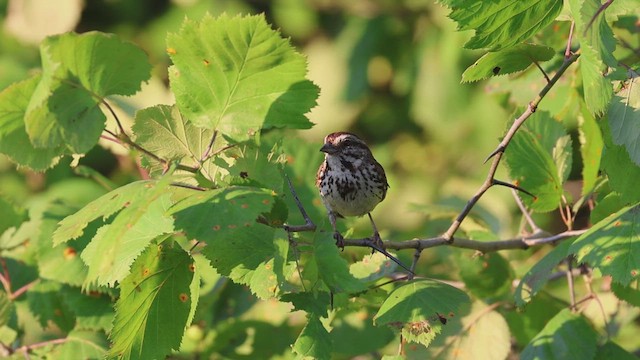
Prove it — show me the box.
[608,77,640,166]
[578,104,603,196]
[167,14,318,141]
[374,279,470,347]
[109,245,194,360]
[25,32,151,152]
[0,75,63,170]
[462,44,555,82]
[312,233,367,294]
[570,203,640,285]
[57,330,109,359]
[441,0,563,51]
[521,309,597,360]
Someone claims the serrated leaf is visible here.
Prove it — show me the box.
[57,330,109,359]
[462,44,555,82]
[611,282,640,307]
[292,315,332,360]
[25,32,151,152]
[109,244,194,360]
[569,204,640,286]
[514,241,572,307]
[505,293,567,347]
[609,77,640,166]
[441,0,563,51]
[570,204,640,285]
[521,309,597,360]
[170,187,285,298]
[0,292,12,328]
[569,0,616,116]
[505,112,569,212]
[0,75,63,170]
[167,13,318,141]
[132,104,221,180]
[600,121,640,203]
[280,292,331,318]
[578,105,603,196]
[54,181,162,246]
[374,279,470,347]
[458,252,513,300]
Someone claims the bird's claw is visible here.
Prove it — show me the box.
[371,232,383,254]
[333,232,345,250]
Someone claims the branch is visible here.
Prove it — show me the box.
[443,52,581,242]
[343,229,586,253]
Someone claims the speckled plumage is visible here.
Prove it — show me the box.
[316,132,388,217]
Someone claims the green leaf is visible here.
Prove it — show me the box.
[281,292,331,318]
[170,187,286,298]
[311,233,367,294]
[374,279,470,347]
[521,309,597,360]
[61,287,114,332]
[26,281,75,331]
[109,244,194,360]
[0,75,63,170]
[569,0,616,116]
[132,104,219,180]
[514,241,572,307]
[79,180,175,286]
[441,0,563,51]
[25,32,151,152]
[458,252,513,300]
[462,44,555,82]
[578,104,603,196]
[595,341,638,360]
[608,78,640,166]
[331,310,395,357]
[505,111,569,212]
[505,293,567,347]
[570,203,640,286]
[54,181,163,245]
[350,252,401,282]
[611,281,640,307]
[600,119,640,203]
[57,330,109,359]
[167,13,318,141]
[292,314,332,360]
[0,292,12,328]
[425,302,511,360]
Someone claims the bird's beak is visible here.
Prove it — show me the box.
[320,143,338,154]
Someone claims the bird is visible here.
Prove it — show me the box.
[316,132,413,274]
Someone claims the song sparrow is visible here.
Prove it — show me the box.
[316,132,412,273]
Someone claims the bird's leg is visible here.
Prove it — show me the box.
[367,213,383,252]
[329,210,345,249]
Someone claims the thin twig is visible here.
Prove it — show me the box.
[511,188,541,233]
[492,179,535,197]
[200,130,218,162]
[283,174,317,233]
[583,0,614,36]
[565,21,576,60]
[531,59,551,83]
[11,279,39,300]
[444,52,580,243]
[566,257,576,309]
[343,229,586,253]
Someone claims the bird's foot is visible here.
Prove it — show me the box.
[371,231,384,254]
[333,232,345,250]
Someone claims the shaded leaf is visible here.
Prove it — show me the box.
[311,233,367,294]
[167,14,318,141]
[595,341,638,360]
[514,241,572,307]
[521,309,597,360]
[441,0,563,51]
[170,187,286,298]
[57,330,108,359]
[109,245,194,360]
[462,44,555,82]
[611,281,640,307]
[61,287,114,332]
[458,251,513,300]
[26,281,75,331]
[570,203,640,285]
[292,314,332,360]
